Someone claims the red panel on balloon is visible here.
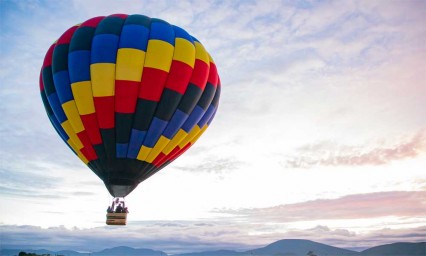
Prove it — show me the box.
[81,16,104,28]
[190,59,209,90]
[57,26,78,45]
[207,62,219,87]
[115,80,139,113]
[139,67,168,101]
[80,113,102,144]
[94,96,115,129]
[165,61,193,95]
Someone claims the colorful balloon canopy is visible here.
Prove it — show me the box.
[39,14,220,197]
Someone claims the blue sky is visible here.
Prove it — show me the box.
[1,0,425,254]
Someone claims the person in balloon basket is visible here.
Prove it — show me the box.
[116,204,129,213]
[115,203,124,213]
[106,199,117,213]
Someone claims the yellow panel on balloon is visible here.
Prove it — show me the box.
[194,41,210,66]
[91,63,115,97]
[146,136,171,163]
[71,81,95,115]
[162,129,188,155]
[144,40,174,72]
[173,38,195,68]
[116,48,146,81]
[61,120,83,149]
[62,100,85,133]
[137,145,151,161]
[190,125,208,144]
[178,125,201,148]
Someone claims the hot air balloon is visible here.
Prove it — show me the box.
[39,14,220,225]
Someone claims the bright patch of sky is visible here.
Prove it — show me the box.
[1,0,425,253]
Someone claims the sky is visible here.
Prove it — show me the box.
[0,0,425,254]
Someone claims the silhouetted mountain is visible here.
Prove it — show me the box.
[57,250,87,256]
[93,246,166,256]
[0,249,21,256]
[0,246,166,256]
[2,240,425,256]
[176,249,241,256]
[245,239,359,256]
[361,242,426,256]
[0,248,84,256]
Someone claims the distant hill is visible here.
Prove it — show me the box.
[0,246,166,256]
[361,242,426,256]
[176,249,241,256]
[2,239,425,256]
[244,239,359,256]
[0,248,85,256]
[173,240,426,256]
[93,246,165,256]
[57,250,87,256]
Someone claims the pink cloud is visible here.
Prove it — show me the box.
[221,191,426,222]
[286,131,426,168]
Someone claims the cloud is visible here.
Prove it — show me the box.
[1,223,425,253]
[284,131,426,168]
[174,156,244,173]
[0,222,252,254]
[219,191,426,222]
[0,161,65,198]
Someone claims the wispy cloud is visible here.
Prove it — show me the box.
[284,131,426,168]
[175,156,244,173]
[218,191,426,222]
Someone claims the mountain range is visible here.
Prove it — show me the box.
[2,239,425,256]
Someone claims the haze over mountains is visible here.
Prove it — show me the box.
[2,239,425,256]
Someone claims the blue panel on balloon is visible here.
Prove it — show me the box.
[68,50,91,83]
[149,19,174,45]
[47,93,67,123]
[198,105,215,128]
[144,118,168,148]
[172,25,194,43]
[91,34,119,64]
[119,25,149,51]
[116,143,128,158]
[182,105,205,133]
[53,70,73,104]
[163,110,188,139]
[127,129,146,159]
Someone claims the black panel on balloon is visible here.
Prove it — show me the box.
[115,113,133,144]
[133,99,158,131]
[197,83,216,110]
[100,129,116,159]
[155,88,183,121]
[178,84,203,114]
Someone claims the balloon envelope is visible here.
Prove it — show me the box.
[39,14,220,197]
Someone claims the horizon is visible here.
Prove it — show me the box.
[3,238,425,254]
[1,0,425,254]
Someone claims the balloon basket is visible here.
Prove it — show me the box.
[106,213,127,225]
